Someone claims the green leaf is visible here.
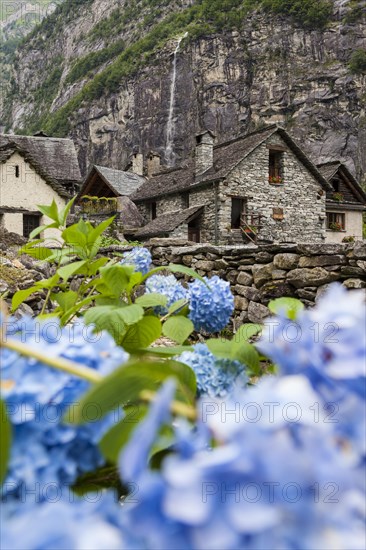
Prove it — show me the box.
[0,399,12,485]
[87,257,109,276]
[206,338,233,359]
[168,298,188,315]
[72,465,122,496]
[20,245,54,261]
[59,197,76,227]
[233,323,263,343]
[11,286,39,311]
[99,265,134,296]
[232,342,260,375]
[84,306,127,344]
[29,223,58,240]
[99,405,148,463]
[41,273,60,290]
[163,316,194,344]
[121,316,162,351]
[53,291,78,312]
[135,293,168,308]
[268,297,304,320]
[87,217,116,245]
[37,199,60,223]
[143,345,194,356]
[167,263,207,284]
[127,271,143,292]
[65,358,196,424]
[118,304,144,325]
[58,260,87,281]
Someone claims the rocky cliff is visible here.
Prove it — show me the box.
[2,0,366,181]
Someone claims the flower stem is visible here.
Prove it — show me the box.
[0,337,102,384]
[140,389,197,420]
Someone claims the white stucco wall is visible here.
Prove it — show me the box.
[0,152,66,240]
[325,210,364,243]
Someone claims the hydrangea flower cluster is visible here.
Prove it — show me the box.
[0,317,128,502]
[118,284,366,550]
[120,247,152,275]
[145,274,188,314]
[177,343,248,397]
[187,275,234,333]
[1,494,130,550]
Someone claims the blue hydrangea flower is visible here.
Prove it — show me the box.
[118,284,366,550]
[187,276,234,333]
[120,247,152,275]
[145,274,188,314]
[1,493,135,550]
[177,343,248,398]
[0,317,128,502]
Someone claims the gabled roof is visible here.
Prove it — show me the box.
[134,205,204,238]
[0,143,70,199]
[78,165,146,199]
[0,134,82,192]
[317,161,366,205]
[132,125,332,202]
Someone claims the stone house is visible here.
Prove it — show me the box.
[0,134,81,239]
[317,161,366,243]
[131,126,336,244]
[76,164,145,234]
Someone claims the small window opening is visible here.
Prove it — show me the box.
[151,202,157,220]
[269,151,283,184]
[15,165,20,178]
[23,214,41,238]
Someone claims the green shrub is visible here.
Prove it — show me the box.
[349,49,366,74]
[254,0,333,29]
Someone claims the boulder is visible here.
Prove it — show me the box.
[252,263,274,287]
[234,296,249,311]
[248,301,270,323]
[273,253,299,270]
[287,267,339,288]
[260,281,295,303]
[195,260,215,272]
[353,242,366,260]
[237,271,253,286]
[343,278,366,289]
[298,255,346,268]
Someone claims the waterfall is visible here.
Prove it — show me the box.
[165,32,188,167]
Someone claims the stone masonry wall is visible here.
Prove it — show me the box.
[218,135,326,244]
[148,239,366,326]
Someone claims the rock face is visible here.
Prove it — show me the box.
[1,0,365,183]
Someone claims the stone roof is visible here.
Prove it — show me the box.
[134,205,204,238]
[92,166,145,196]
[117,196,145,229]
[0,134,82,194]
[317,161,366,205]
[132,125,332,202]
[317,161,341,182]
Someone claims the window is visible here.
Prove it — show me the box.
[188,218,200,243]
[231,198,246,229]
[327,212,345,231]
[15,165,20,178]
[151,202,157,220]
[331,178,340,193]
[182,193,189,209]
[269,151,283,184]
[23,214,41,238]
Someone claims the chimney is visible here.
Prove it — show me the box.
[132,152,144,176]
[147,152,161,177]
[195,130,215,177]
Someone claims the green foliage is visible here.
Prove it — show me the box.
[0,399,12,486]
[349,49,366,75]
[66,40,125,85]
[253,0,333,29]
[268,297,304,320]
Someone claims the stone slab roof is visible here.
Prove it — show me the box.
[134,205,204,238]
[93,166,145,196]
[132,125,331,202]
[318,161,366,205]
[117,196,145,229]
[0,134,82,194]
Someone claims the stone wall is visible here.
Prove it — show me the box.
[218,134,326,244]
[148,239,366,326]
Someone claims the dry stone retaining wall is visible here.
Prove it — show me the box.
[147,239,366,325]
